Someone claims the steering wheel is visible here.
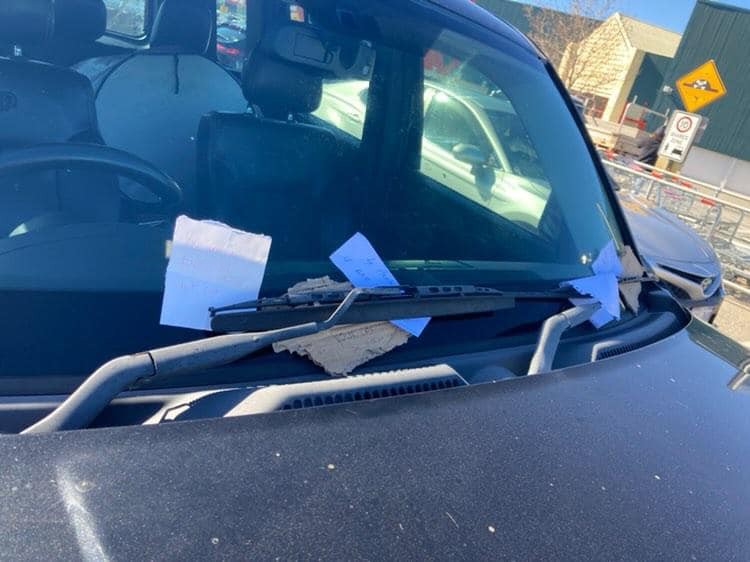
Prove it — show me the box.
[0,143,183,216]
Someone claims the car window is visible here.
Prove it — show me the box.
[419,49,557,228]
[315,80,370,141]
[485,109,546,180]
[217,0,247,72]
[423,91,494,161]
[103,0,147,37]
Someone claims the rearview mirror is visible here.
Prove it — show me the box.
[452,143,488,166]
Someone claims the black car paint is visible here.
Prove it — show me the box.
[1,1,748,559]
[0,321,748,560]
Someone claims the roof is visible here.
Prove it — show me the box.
[615,13,682,58]
[427,0,541,56]
[698,0,750,15]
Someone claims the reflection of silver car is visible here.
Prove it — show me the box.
[317,81,724,322]
[318,80,551,228]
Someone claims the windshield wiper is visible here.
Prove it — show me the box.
[23,285,578,434]
[209,284,578,332]
[527,304,601,375]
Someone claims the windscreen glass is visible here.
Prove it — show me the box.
[0,0,622,379]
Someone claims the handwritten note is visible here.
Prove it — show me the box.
[562,240,623,328]
[330,232,430,336]
[160,216,272,331]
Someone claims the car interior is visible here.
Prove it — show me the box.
[0,0,689,432]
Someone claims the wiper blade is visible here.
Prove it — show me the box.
[209,285,577,332]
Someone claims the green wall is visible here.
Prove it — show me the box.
[654,0,750,160]
[628,53,673,109]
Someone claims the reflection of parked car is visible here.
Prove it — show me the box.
[618,192,724,322]
[318,80,554,229]
[216,23,245,71]
[318,81,724,322]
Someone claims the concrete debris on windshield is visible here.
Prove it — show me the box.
[272,277,411,375]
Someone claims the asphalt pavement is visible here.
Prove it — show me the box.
[714,296,750,349]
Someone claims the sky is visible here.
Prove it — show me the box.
[520,0,750,32]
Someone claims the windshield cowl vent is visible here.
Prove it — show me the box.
[590,312,679,362]
[595,343,639,360]
[224,365,467,417]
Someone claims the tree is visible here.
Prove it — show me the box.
[523,0,620,95]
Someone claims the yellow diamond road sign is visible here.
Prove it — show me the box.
[676,59,727,113]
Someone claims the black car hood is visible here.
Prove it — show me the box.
[1,322,748,561]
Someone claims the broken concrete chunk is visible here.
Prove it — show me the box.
[273,321,410,376]
[287,276,353,294]
[273,276,411,375]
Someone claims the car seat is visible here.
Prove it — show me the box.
[196,52,354,259]
[0,0,120,237]
[75,0,248,213]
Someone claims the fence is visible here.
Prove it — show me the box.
[602,157,750,298]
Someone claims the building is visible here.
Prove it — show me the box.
[653,0,750,193]
[558,13,681,123]
[475,2,680,125]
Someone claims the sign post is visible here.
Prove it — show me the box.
[658,110,703,164]
[675,59,727,113]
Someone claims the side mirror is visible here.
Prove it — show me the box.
[452,144,495,195]
[452,143,488,166]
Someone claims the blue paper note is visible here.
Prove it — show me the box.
[330,232,430,336]
[562,240,623,328]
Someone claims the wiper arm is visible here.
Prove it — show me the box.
[209,284,576,332]
[23,285,578,434]
[23,288,369,434]
[527,304,601,375]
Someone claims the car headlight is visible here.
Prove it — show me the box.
[659,265,720,299]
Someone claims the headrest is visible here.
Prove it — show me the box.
[0,0,106,46]
[0,0,54,45]
[241,53,322,118]
[0,57,101,147]
[151,0,213,54]
[54,0,107,43]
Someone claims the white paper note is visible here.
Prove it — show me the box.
[160,216,272,331]
[330,232,430,336]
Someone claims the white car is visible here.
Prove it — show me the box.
[317,79,552,229]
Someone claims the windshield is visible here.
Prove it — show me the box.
[0,0,623,381]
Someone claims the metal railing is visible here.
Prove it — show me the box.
[625,159,750,206]
[602,159,750,298]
